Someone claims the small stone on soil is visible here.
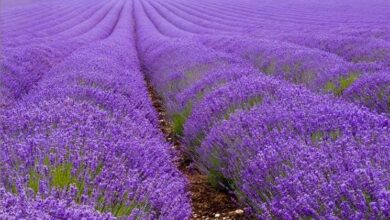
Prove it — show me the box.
[235,209,244,215]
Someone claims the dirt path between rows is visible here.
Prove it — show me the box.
[146,82,249,220]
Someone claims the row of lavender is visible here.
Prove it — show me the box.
[1,0,191,218]
[135,0,390,218]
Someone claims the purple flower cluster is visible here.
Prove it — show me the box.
[1,188,114,219]
[200,89,390,218]
[343,72,390,115]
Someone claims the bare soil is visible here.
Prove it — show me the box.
[146,82,249,220]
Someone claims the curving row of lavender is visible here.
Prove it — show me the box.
[1,0,190,219]
[146,0,390,115]
[134,0,390,218]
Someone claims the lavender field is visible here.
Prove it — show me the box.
[1,0,389,219]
